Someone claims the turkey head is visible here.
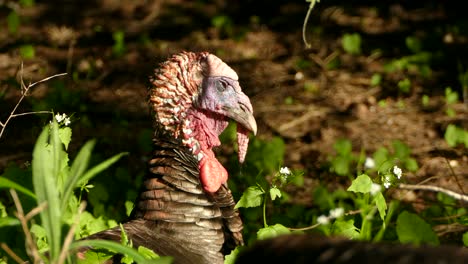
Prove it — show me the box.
[149,51,256,193]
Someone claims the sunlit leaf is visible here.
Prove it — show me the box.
[235,186,264,209]
[257,224,290,240]
[347,174,372,193]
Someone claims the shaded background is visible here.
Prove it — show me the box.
[1,0,467,251]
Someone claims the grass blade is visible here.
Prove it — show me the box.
[61,140,96,211]
[32,123,62,260]
[0,177,36,199]
[76,152,128,187]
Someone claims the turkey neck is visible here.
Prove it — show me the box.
[130,132,243,263]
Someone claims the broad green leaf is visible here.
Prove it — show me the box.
[235,186,264,209]
[342,33,361,55]
[20,44,35,59]
[269,187,281,201]
[463,232,468,246]
[7,11,20,34]
[404,158,418,172]
[257,224,290,240]
[332,219,360,239]
[224,246,243,264]
[347,174,372,193]
[374,192,387,220]
[373,147,390,171]
[396,211,439,246]
[58,126,72,150]
[138,246,160,259]
[0,177,36,199]
[333,139,352,155]
[331,156,351,176]
[32,123,62,259]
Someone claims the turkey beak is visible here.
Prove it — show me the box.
[224,104,257,136]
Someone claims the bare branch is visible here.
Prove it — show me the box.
[10,189,43,264]
[0,70,66,140]
[0,243,25,264]
[398,183,468,203]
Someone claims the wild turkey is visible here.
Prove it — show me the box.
[235,234,468,264]
[84,51,257,264]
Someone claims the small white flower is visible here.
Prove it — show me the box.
[280,167,291,175]
[64,117,71,126]
[364,157,375,169]
[329,207,344,219]
[317,215,330,225]
[55,113,66,123]
[370,183,382,195]
[393,165,402,179]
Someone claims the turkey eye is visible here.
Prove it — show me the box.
[216,80,228,92]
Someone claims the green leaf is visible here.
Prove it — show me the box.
[397,78,411,93]
[20,44,35,59]
[463,232,468,246]
[32,123,62,260]
[333,139,352,155]
[78,250,113,264]
[137,246,160,259]
[0,177,36,199]
[257,224,291,240]
[332,219,360,239]
[342,33,362,55]
[62,140,96,211]
[396,211,439,246]
[373,147,390,171]
[444,124,468,148]
[0,217,20,228]
[370,73,381,86]
[269,187,281,201]
[331,156,351,176]
[347,174,372,193]
[7,11,20,34]
[224,246,243,264]
[404,158,418,172]
[373,192,387,220]
[405,36,421,53]
[235,186,264,209]
[71,240,170,264]
[58,126,72,150]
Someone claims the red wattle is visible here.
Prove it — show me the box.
[199,156,228,193]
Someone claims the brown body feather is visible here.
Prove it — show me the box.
[86,131,243,264]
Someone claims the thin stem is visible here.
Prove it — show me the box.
[0,71,66,139]
[0,243,25,264]
[302,0,320,48]
[263,192,268,227]
[10,189,43,264]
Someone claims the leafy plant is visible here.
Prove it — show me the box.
[112,30,126,57]
[0,116,168,263]
[444,87,459,117]
[342,33,362,55]
[444,124,468,148]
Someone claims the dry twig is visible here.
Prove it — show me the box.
[398,183,468,203]
[10,189,44,264]
[0,63,66,139]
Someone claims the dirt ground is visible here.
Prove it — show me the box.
[1,0,467,228]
